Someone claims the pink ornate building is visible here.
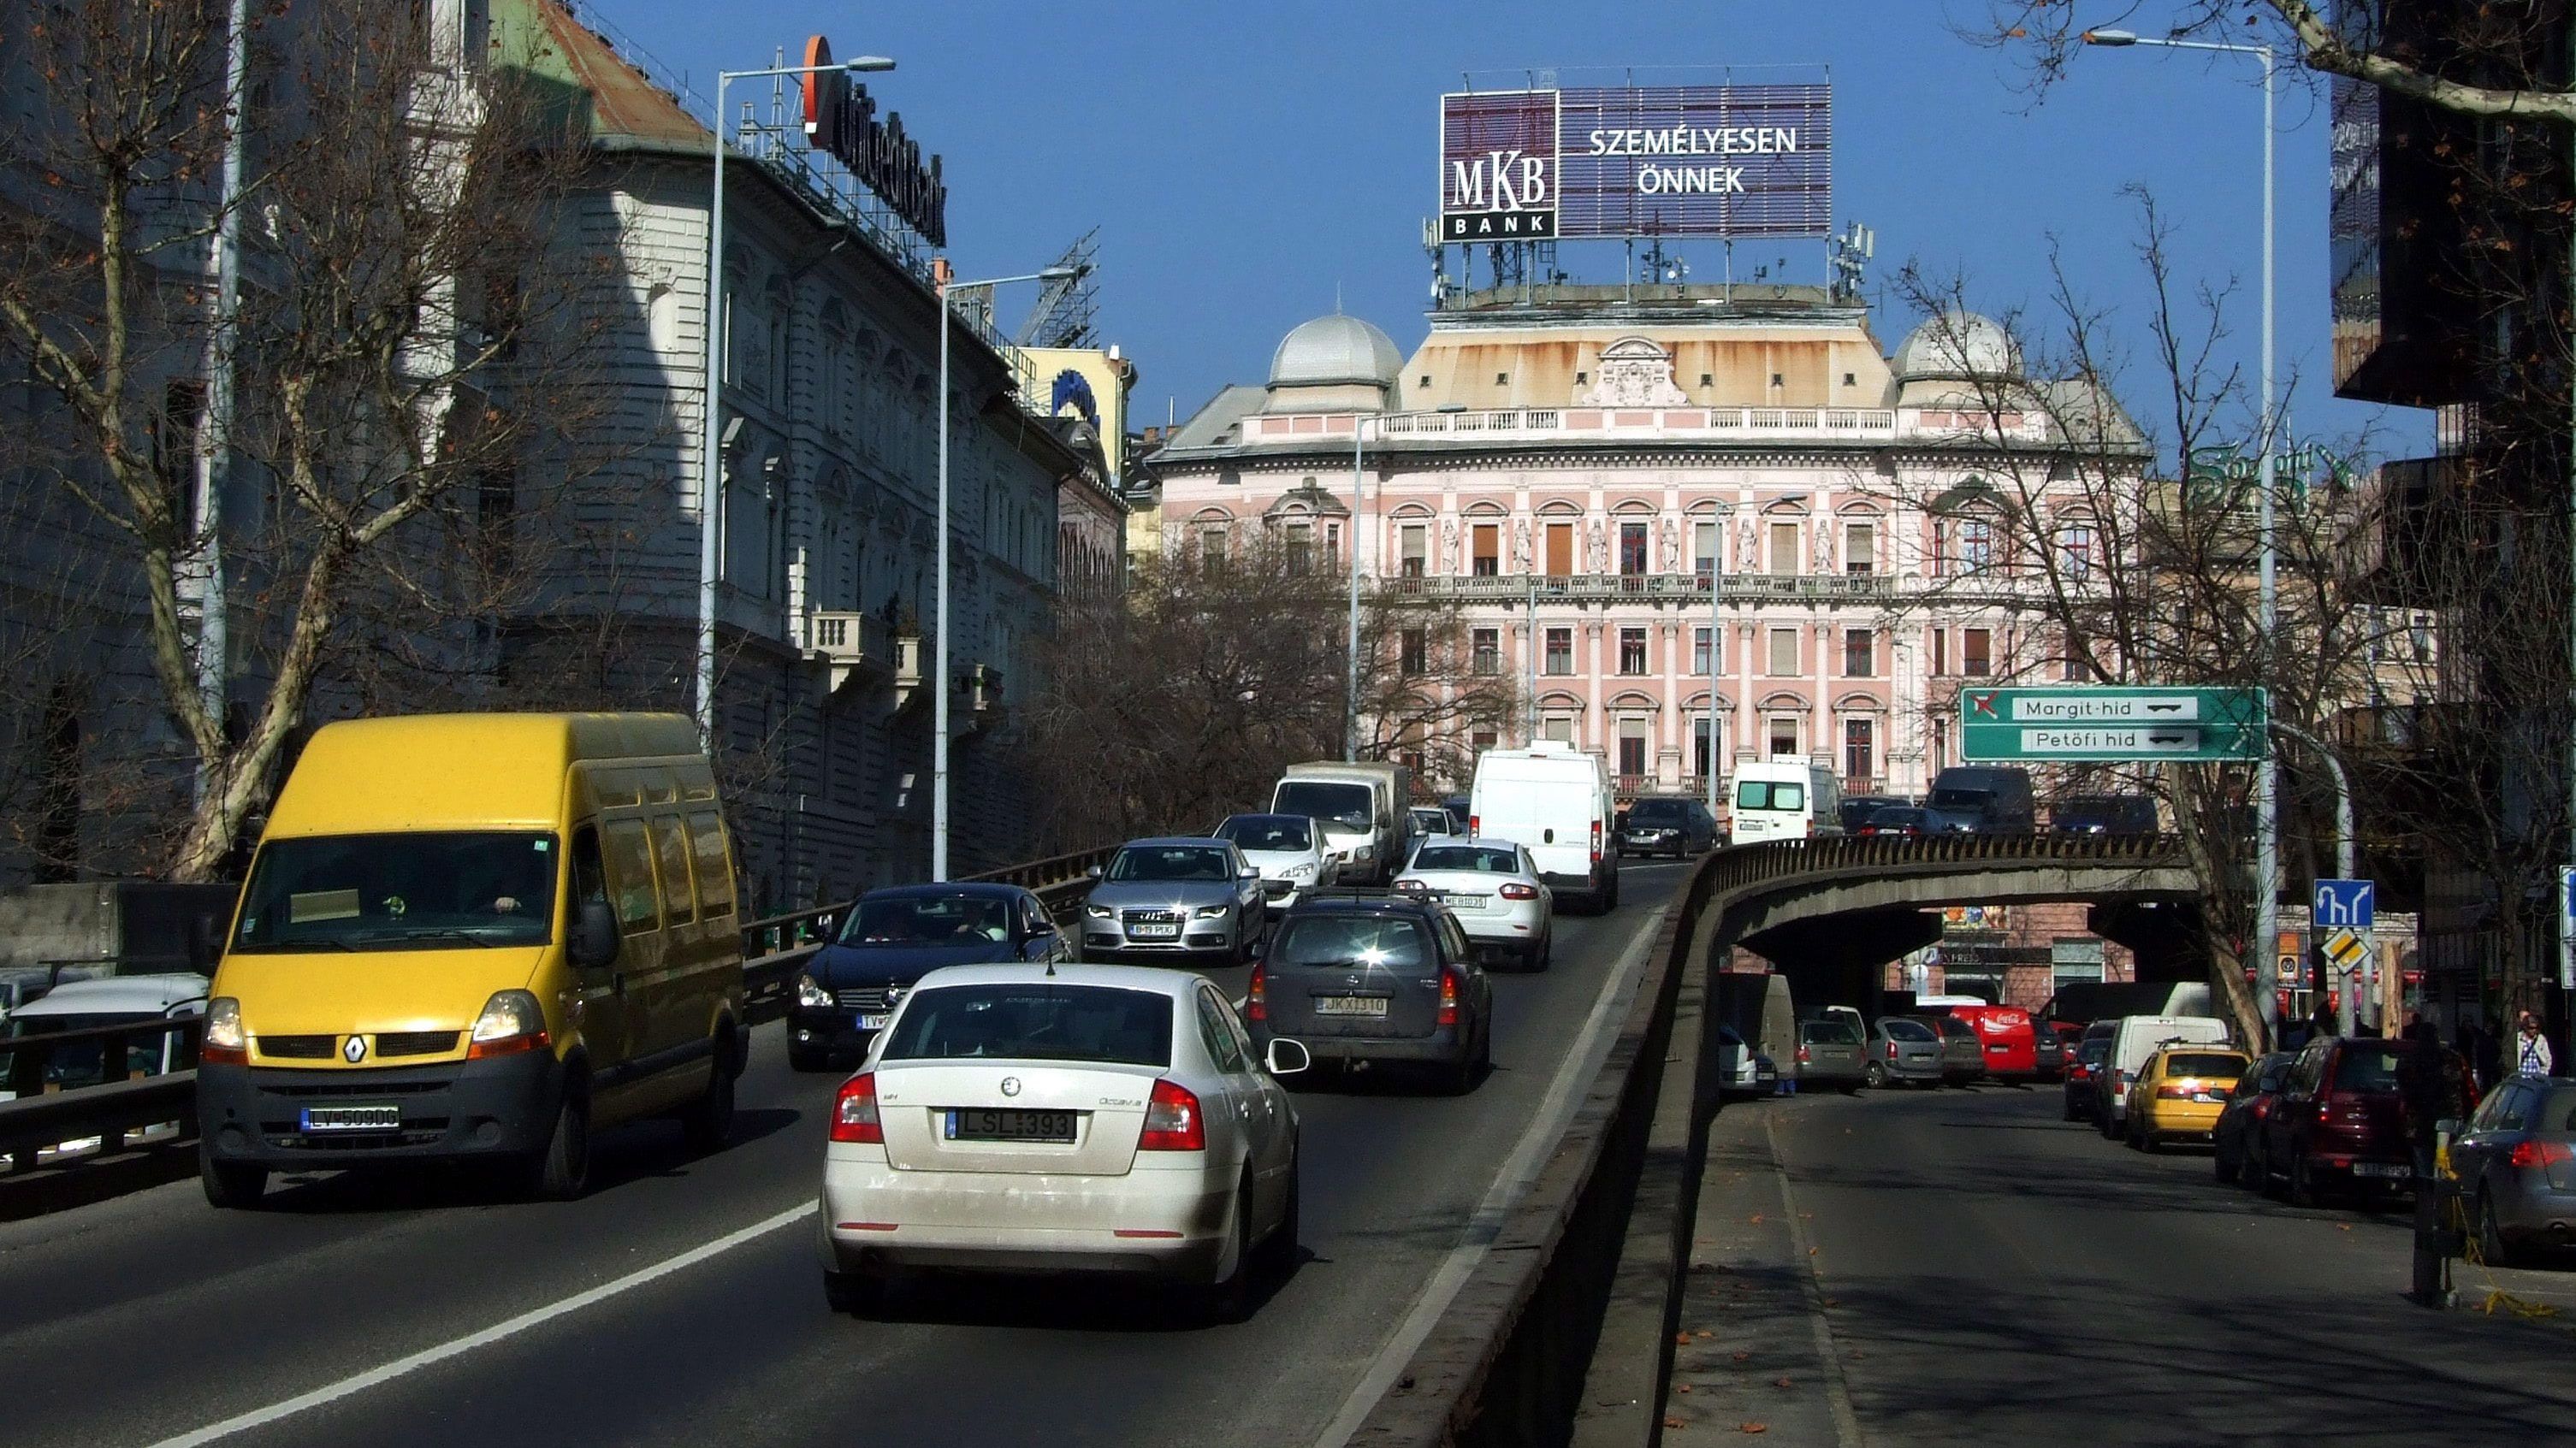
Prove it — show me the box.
[1147,284,2135,798]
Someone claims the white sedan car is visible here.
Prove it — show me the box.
[1214,813,1338,907]
[820,963,1308,1321]
[1394,836,1553,970]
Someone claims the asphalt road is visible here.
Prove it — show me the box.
[1751,1083,2576,1446]
[0,860,1691,1448]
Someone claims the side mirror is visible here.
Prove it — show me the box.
[1265,1037,1312,1076]
[1247,934,1266,960]
[1086,864,1104,880]
[1239,865,1260,881]
[571,898,619,971]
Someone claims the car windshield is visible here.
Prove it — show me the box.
[1629,801,1687,823]
[1737,780,1804,811]
[1276,782,1372,829]
[1412,846,1520,873]
[1881,1019,1935,1043]
[233,831,558,951]
[2164,1052,2246,1077]
[2,1011,186,1089]
[1802,1022,1860,1044]
[1928,787,1993,808]
[840,894,1012,946]
[879,984,1171,1067]
[1107,846,1234,883]
[1217,816,1312,852]
[1273,915,1430,970]
[2333,1045,2413,1092]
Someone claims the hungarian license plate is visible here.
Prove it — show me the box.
[299,1104,399,1132]
[857,1013,890,1031]
[2354,1161,2409,1179]
[1316,995,1389,1018]
[2194,1092,2222,1104]
[945,1108,1076,1143]
[1130,923,1180,939]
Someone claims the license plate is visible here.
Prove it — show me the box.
[2194,1092,2221,1104]
[1987,1043,2010,1053]
[1130,923,1180,939]
[1315,996,1389,1018]
[945,1108,1076,1143]
[858,1013,890,1031]
[2354,1162,2409,1179]
[299,1104,399,1132]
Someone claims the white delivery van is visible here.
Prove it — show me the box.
[1272,760,1410,885]
[1728,759,1845,843]
[1468,742,1619,913]
[2100,1014,2233,1131]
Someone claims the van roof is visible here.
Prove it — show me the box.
[268,713,702,837]
[12,973,210,1017]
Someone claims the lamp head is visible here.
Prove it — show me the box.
[2081,28,2139,46]
[844,56,897,72]
[1038,264,1084,283]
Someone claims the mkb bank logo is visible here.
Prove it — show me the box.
[1440,91,1560,241]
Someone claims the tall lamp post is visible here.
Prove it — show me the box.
[699,53,896,747]
[2085,27,2283,1044]
[1347,415,1371,761]
[932,262,1079,881]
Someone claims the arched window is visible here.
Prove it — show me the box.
[762,275,791,405]
[820,300,852,440]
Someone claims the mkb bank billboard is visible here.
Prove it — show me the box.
[1438,85,1832,243]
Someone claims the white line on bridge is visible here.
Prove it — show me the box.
[1308,901,1673,1448]
[140,1201,819,1448]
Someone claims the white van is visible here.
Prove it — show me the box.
[2100,1014,2233,1131]
[1272,760,1410,884]
[1728,759,1845,843]
[1468,742,1620,913]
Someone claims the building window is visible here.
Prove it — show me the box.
[2060,524,2094,582]
[1472,523,1500,576]
[1768,521,1800,576]
[1619,627,1647,675]
[1401,523,1427,578]
[1842,371,1856,387]
[1845,521,1874,576]
[1961,517,1995,571]
[1472,628,1500,675]
[1692,626,1715,676]
[1963,627,1992,677]
[1931,628,1947,677]
[1543,627,1573,675]
[2062,649,2086,682]
[1768,371,1785,387]
[1693,716,1715,780]
[1546,521,1576,576]
[1768,627,1797,677]
[1694,518,1721,578]
[1543,716,1576,744]
[1199,525,1226,574]
[1472,729,1498,754]
[1768,716,1800,759]
[1285,522,1312,576]
[1325,522,1341,566]
[1619,520,1649,576]
[1845,718,1874,786]
[1401,627,1427,676]
[1617,720,1648,779]
[1843,628,1874,677]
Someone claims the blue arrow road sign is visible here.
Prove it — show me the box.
[2313,879,2374,931]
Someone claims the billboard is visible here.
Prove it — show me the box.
[1440,85,1831,244]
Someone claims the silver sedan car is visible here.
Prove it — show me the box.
[1214,813,1339,908]
[1392,836,1552,970]
[2448,1075,2576,1267]
[1866,1016,1946,1088]
[820,964,1309,1321]
[1079,837,1266,964]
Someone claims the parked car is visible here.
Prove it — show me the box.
[790,884,1064,1073]
[1408,804,1459,837]
[2063,1036,2113,1121]
[2450,1076,2576,1266]
[2099,1014,2232,1136]
[1794,1018,1868,1093]
[0,965,103,1025]
[1,973,207,1093]
[1730,759,1846,843]
[1837,794,1910,836]
[1856,806,1928,838]
[1470,742,1620,913]
[2212,1050,2299,1185]
[1866,1016,1946,1089]
[2051,793,2159,836]
[1926,1014,1985,1085]
[1948,1003,2044,1082]
[2032,1024,2066,1081]
[1080,837,1266,965]
[2257,1035,2474,1206]
[1215,813,1340,907]
[1922,765,2037,835]
[1247,889,1494,1093]
[1620,796,1720,858]
[2124,1045,2251,1151]
[1393,837,1553,969]
[818,963,1308,1321]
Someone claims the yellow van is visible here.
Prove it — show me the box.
[197,713,747,1205]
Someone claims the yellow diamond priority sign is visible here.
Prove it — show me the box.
[2322,927,2366,972]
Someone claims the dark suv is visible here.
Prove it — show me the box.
[1620,797,1719,858]
[1246,889,1494,1093]
[2256,1035,2474,1206]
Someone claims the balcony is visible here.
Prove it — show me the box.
[891,632,928,713]
[1377,572,1898,606]
[805,612,893,695]
[956,663,1005,733]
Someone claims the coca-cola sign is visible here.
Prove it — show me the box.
[799,35,947,247]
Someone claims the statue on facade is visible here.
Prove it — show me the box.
[1659,516,1680,572]
[1586,517,1608,574]
[1813,519,1836,573]
[1513,517,1533,570]
[1441,517,1463,574]
[1735,515,1757,571]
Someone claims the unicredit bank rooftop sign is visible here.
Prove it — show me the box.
[800,35,947,247]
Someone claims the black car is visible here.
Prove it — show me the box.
[1838,794,1910,835]
[1620,796,1720,857]
[2052,794,2159,836]
[1923,766,2036,834]
[2063,1036,2112,1120]
[2212,1050,2298,1187]
[787,884,1066,1072]
[1247,889,1493,1093]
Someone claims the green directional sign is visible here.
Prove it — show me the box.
[1958,686,2266,763]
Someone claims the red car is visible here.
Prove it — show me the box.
[2254,1036,2476,1206]
[1948,1003,2044,1082]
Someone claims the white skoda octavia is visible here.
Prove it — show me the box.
[819,963,1307,1320]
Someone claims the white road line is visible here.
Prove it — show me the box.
[1309,902,1673,1448]
[142,1201,819,1448]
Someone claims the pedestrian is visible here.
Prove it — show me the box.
[2402,1010,2441,1047]
[2514,1012,2555,1079]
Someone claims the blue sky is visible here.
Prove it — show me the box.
[606,0,2413,457]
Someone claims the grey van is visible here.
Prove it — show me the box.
[1924,766,2036,835]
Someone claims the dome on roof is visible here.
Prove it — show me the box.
[1892,310,2022,381]
[1269,314,1403,390]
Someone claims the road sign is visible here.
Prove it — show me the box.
[2321,927,2366,973]
[2313,878,2375,931]
[1960,687,2265,763]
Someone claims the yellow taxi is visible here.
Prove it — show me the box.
[2125,1043,2251,1151]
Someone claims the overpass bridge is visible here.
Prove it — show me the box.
[0,834,2213,1448]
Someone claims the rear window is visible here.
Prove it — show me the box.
[1801,1022,1860,1045]
[2332,1045,2412,1092]
[1881,1019,1935,1043]
[1932,1016,1975,1041]
[2077,1039,2111,1064]
[1273,915,1431,969]
[879,984,1171,1067]
[1737,780,1805,811]
[1412,846,1519,873]
[2163,1052,2247,1078]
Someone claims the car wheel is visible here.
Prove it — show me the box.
[823,1267,891,1317]
[2214,1142,2240,1185]
[2478,1188,2521,1268]
[681,1041,736,1155]
[1195,1169,1258,1325]
[527,1083,592,1201]
[1864,1061,1887,1089]
[199,1144,266,1209]
[1257,1149,1301,1277]
[2289,1154,2321,1209]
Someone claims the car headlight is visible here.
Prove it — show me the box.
[1353,844,1375,861]
[466,990,549,1059]
[1193,904,1230,919]
[204,996,245,1052]
[1085,903,1113,919]
[796,973,833,1008]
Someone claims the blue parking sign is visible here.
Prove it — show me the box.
[2312,879,2374,931]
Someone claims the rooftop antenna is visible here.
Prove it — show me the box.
[1828,221,1875,302]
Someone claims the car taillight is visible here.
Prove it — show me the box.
[1500,882,1539,901]
[2155,1084,2194,1099]
[830,1073,882,1144]
[2511,1140,2573,1169]
[1886,1039,1898,1060]
[1467,813,1480,835]
[1438,967,1460,1027]
[1796,1044,1811,1065]
[1246,963,1266,1021]
[1140,1079,1205,1151]
[1590,819,1602,865]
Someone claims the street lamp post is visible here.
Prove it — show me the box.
[1347,416,1366,761]
[2086,28,2283,1046]
[699,54,895,748]
[932,262,1079,881]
